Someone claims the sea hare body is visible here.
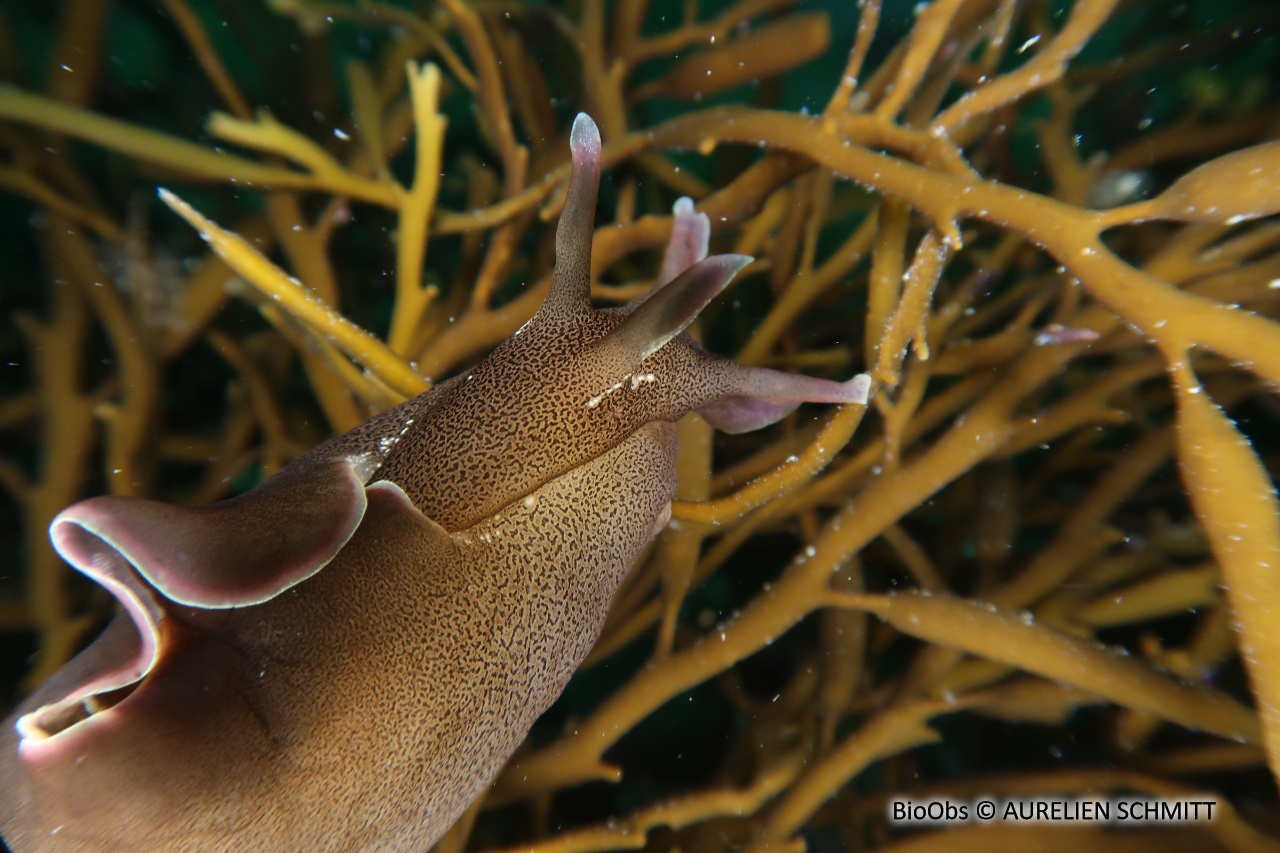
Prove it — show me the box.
[0,115,868,852]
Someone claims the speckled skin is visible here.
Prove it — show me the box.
[0,114,866,852]
[360,301,782,529]
[0,423,675,852]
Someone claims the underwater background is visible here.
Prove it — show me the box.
[3,0,1280,850]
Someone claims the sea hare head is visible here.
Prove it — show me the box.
[371,113,870,530]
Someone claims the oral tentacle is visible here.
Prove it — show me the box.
[603,254,753,366]
[696,367,870,433]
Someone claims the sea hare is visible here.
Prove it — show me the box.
[0,114,868,852]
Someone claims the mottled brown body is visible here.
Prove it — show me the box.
[0,114,867,852]
[366,307,803,529]
[0,424,675,852]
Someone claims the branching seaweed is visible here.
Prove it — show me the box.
[2,0,1280,850]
